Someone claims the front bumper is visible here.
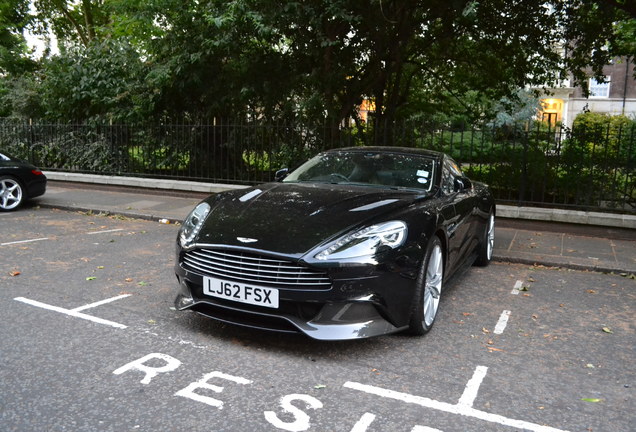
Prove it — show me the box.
[174,248,422,340]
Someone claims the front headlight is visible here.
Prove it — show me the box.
[179,202,211,249]
[315,221,407,261]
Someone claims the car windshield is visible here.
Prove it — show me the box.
[284,150,436,191]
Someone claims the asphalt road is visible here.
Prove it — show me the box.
[1,208,634,432]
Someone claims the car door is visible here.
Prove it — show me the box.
[440,156,477,275]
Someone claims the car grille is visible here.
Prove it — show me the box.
[182,248,331,289]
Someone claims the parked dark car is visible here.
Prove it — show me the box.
[174,147,495,340]
[0,152,47,211]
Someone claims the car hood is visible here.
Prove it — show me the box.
[196,182,431,257]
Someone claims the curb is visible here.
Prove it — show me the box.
[44,171,249,194]
[36,202,177,224]
[496,205,636,230]
[491,254,634,276]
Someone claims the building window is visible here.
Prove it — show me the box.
[589,77,610,98]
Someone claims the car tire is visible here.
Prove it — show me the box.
[407,236,444,335]
[0,176,25,211]
[474,211,495,267]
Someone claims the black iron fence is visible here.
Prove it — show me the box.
[1,118,634,213]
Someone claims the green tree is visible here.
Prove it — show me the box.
[31,0,111,47]
[0,0,37,75]
[4,0,635,128]
[39,39,148,122]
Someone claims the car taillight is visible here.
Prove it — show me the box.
[32,169,43,176]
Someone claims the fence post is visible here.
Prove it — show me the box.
[519,128,529,204]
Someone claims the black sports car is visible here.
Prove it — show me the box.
[174,147,495,340]
[0,152,47,211]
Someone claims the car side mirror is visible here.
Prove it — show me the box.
[454,177,472,192]
[275,168,289,182]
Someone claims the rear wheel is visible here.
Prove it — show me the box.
[408,236,444,335]
[0,176,24,211]
[475,212,495,266]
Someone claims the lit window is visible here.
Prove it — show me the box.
[589,77,610,98]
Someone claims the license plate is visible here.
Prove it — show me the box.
[203,276,279,309]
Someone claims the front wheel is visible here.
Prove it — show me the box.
[408,236,444,335]
[474,212,495,267]
[0,176,24,211]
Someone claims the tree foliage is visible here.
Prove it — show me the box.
[1,0,634,127]
[0,0,36,75]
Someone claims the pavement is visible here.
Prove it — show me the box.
[24,180,636,275]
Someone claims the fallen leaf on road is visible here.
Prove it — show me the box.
[86,277,96,281]
[9,271,21,277]
[314,384,326,389]
[602,327,613,334]
[581,398,602,403]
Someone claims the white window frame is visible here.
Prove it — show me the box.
[589,76,610,98]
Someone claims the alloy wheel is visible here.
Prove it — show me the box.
[423,243,443,327]
[486,214,495,260]
[0,178,23,210]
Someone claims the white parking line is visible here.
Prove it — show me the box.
[457,366,488,408]
[87,229,125,235]
[511,280,523,295]
[494,310,512,335]
[72,294,131,312]
[14,296,128,329]
[411,427,443,432]
[1,237,49,246]
[344,365,571,432]
[350,413,376,432]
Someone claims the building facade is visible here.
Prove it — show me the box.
[538,57,636,128]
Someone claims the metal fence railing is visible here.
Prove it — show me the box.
[1,118,634,214]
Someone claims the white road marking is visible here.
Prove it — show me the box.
[344,372,571,432]
[175,371,253,409]
[411,427,444,432]
[113,353,182,385]
[14,297,127,329]
[1,237,49,246]
[72,294,131,312]
[263,394,322,431]
[87,228,124,235]
[511,280,523,295]
[457,366,488,408]
[494,310,512,335]
[350,413,376,432]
